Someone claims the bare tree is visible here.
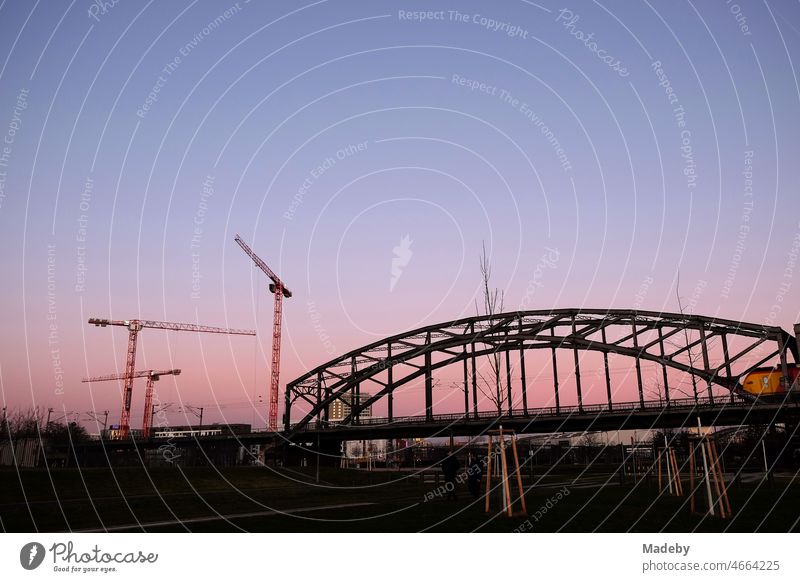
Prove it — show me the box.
[645,377,693,405]
[674,273,700,402]
[7,406,45,437]
[644,378,665,406]
[1,406,87,444]
[0,407,8,441]
[475,242,507,415]
[650,428,680,448]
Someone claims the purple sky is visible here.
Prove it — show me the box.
[1,0,799,431]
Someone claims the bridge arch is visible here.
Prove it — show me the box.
[285,309,798,433]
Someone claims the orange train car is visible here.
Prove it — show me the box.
[736,364,800,401]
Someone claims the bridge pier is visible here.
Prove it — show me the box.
[283,437,343,468]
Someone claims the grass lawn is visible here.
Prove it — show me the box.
[1,465,798,532]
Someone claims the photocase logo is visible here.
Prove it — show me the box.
[20,542,46,570]
[390,234,413,291]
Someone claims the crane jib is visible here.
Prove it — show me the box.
[234,234,292,431]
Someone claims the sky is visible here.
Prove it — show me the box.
[0,0,799,431]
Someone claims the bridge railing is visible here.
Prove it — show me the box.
[293,395,747,431]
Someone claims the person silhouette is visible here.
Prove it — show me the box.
[467,452,483,500]
[440,453,460,500]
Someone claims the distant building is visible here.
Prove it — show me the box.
[343,439,388,460]
[103,426,144,440]
[341,439,391,469]
[330,393,373,422]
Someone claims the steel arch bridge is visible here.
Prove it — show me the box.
[285,309,799,434]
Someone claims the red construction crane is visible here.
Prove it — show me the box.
[88,318,256,437]
[234,234,292,431]
[82,369,181,438]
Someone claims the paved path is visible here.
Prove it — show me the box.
[73,501,375,532]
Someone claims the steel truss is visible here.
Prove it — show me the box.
[285,309,799,433]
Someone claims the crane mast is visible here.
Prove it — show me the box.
[83,369,181,438]
[234,234,291,431]
[88,318,255,437]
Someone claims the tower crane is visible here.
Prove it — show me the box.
[234,234,292,431]
[82,369,181,438]
[88,318,255,437]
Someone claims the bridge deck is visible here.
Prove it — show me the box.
[67,398,800,453]
[290,397,800,441]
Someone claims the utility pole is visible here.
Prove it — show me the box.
[85,410,111,431]
[150,403,173,436]
[182,405,204,431]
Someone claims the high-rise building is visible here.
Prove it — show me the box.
[330,393,373,422]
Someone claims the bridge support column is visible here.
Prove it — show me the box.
[793,323,800,365]
[658,327,670,406]
[721,334,734,403]
[425,351,433,422]
[351,356,360,424]
[632,322,644,407]
[284,383,293,432]
[573,318,584,413]
[699,326,714,404]
[317,437,343,468]
[471,340,478,419]
[519,342,528,416]
[462,346,469,417]
[316,372,323,428]
[387,342,393,422]
[506,349,513,416]
[602,328,612,411]
[779,348,791,395]
[551,327,560,414]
